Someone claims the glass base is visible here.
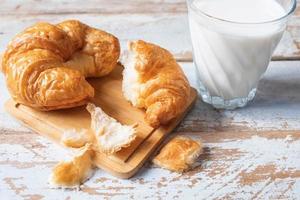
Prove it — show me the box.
[197,79,257,110]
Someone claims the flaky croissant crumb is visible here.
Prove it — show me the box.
[153,136,203,173]
[49,143,95,188]
[61,129,91,148]
[86,103,137,154]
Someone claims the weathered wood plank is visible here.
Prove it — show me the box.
[0,13,299,61]
[0,14,193,61]
[0,129,299,199]
[178,61,300,132]
[0,1,299,198]
[1,61,300,134]
[0,0,187,15]
[1,0,299,15]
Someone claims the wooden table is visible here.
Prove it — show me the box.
[0,1,299,199]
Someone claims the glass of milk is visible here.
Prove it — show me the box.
[187,0,296,109]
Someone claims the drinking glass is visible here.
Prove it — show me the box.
[187,0,297,109]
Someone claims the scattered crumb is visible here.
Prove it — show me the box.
[86,103,137,154]
[153,136,203,173]
[49,143,95,188]
[61,128,91,148]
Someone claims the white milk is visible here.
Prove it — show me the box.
[188,0,287,101]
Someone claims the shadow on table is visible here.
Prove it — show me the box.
[176,65,300,133]
[252,76,300,106]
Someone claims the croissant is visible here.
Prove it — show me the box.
[1,20,120,110]
[122,40,191,127]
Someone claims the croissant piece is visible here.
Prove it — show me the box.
[122,40,191,127]
[2,20,120,110]
[153,136,203,172]
[86,103,137,154]
[49,143,95,188]
[61,129,92,148]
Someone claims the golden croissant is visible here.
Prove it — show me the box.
[1,20,120,110]
[122,40,191,127]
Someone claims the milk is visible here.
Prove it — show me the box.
[193,0,286,23]
[188,0,288,108]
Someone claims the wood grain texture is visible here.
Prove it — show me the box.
[0,1,300,198]
[0,12,299,61]
[4,65,197,178]
[0,130,299,199]
[0,0,187,15]
[178,61,300,133]
[1,61,300,134]
[0,0,299,16]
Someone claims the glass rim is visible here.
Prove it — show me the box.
[187,0,297,25]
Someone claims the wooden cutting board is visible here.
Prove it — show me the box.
[4,64,197,179]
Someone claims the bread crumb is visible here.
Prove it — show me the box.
[153,136,203,173]
[49,143,95,188]
[86,103,137,154]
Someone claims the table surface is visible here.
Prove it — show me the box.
[0,1,300,199]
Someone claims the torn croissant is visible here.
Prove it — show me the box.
[49,143,95,188]
[86,103,137,154]
[153,136,203,173]
[121,40,191,127]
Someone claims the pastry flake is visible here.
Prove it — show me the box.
[121,40,191,127]
[49,143,95,188]
[2,20,120,110]
[153,136,203,173]
[86,103,137,154]
[61,129,91,148]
